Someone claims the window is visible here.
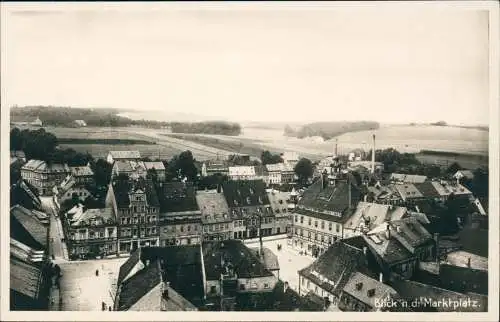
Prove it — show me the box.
[180,226,184,232]
[314,233,317,241]
[329,222,332,231]
[308,231,311,238]
[321,221,325,229]
[295,215,298,222]
[99,231,104,238]
[210,286,217,294]
[264,283,270,289]
[239,284,246,290]
[336,224,340,233]
[308,218,312,226]
[315,221,318,228]
[187,225,191,232]
[195,225,198,231]
[300,216,304,224]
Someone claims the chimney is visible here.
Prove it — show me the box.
[433,233,440,262]
[334,139,338,156]
[371,134,376,174]
[385,223,391,239]
[467,257,471,268]
[284,281,289,293]
[379,272,383,283]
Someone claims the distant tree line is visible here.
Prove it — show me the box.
[284,121,380,140]
[169,121,241,136]
[10,106,242,135]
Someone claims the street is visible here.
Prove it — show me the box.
[245,236,315,293]
[40,196,68,261]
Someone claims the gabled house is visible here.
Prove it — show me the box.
[21,160,71,196]
[291,170,362,257]
[265,163,295,185]
[106,177,160,253]
[114,247,199,311]
[298,240,381,311]
[196,189,232,241]
[202,240,278,306]
[221,180,272,240]
[53,175,93,208]
[10,205,50,251]
[201,160,229,177]
[63,205,118,260]
[10,180,43,211]
[70,165,94,185]
[390,173,427,184]
[156,182,202,246]
[106,150,142,164]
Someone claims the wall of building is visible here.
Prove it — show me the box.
[205,275,278,297]
[299,275,336,305]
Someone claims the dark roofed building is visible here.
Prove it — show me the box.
[106,177,161,254]
[202,240,278,306]
[298,240,380,310]
[114,247,199,311]
[10,257,52,311]
[10,180,43,211]
[439,264,488,296]
[156,182,202,246]
[222,180,270,209]
[292,172,362,258]
[107,150,142,164]
[414,181,441,200]
[10,205,49,250]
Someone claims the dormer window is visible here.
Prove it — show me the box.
[234,200,239,206]
[246,197,251,205]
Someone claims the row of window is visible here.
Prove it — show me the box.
[74,228,116,239]
[120,227,157,237]
[163,224,200,233]
[120,215,157,225]
[294,228,338,244]
[203,223,230,232]
[295,215,340,232]
[120,207,157,215]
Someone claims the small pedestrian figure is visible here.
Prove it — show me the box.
[96,269,99,276]
[102,301,106,311]
[108,306,112,311]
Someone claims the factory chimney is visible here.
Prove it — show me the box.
[371,134,376,174]
[334,139,338,157]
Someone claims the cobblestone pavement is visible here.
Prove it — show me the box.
[56,258,127,311]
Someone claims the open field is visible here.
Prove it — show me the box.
[13,124,488,164]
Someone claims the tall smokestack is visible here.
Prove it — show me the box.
[334,139,338,156]
[371,134,376,174]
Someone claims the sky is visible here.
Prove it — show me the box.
[1,3,491,125]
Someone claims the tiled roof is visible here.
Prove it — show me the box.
[363,231,413,265]
[445,251,488,271]
[394,183,424,201]
[70,207,115,227]
[203,240,274,280]
[267,190,290,214]
[113,160,135,173]
[431,182,472,197]
[196,190,230,222]
[222,180,270,208]
[343,272,398,308]
[109,150,141,160]
[298,179,361,215]
[454,170,474,180]
[299,242,373,296]
[21,160,69,173]
[228,166,256,176]
[414,181,441,199]
[250,247,280,271]
[389,278,487,312]
[390,173,427,184]
[11,180,42,211]
[117,248,142,285]
[293,207,352,224]
[156,182,199,213]
[70,165,94,177]
[112,178,160,208]
[117,261,162,311]
[344,202,407,233]
[140,246,204,304]
[10,258,43,300]
[144,161,166,171]
[389,218,433,251]
[10,238,46,264]
[10,205,48,249]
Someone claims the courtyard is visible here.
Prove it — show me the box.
[245,236,315,293]
[56,257,127,311]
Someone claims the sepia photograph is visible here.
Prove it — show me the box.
[1,1,498,321]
